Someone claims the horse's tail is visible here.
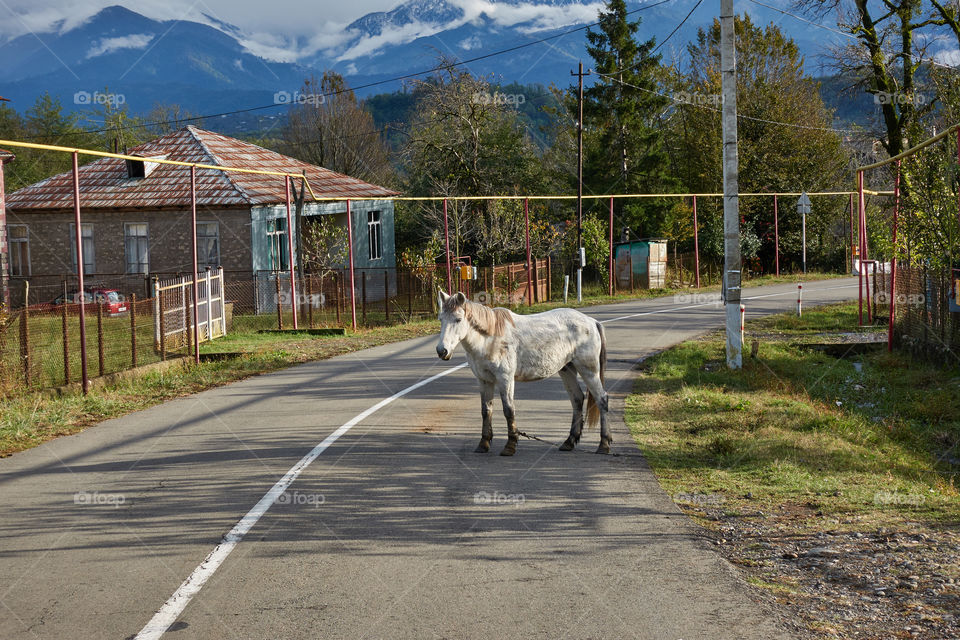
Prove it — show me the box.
[585,321,607,430]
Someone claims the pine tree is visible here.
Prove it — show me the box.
[580,0,676,238]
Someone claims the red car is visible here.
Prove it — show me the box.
[40,288,129,316]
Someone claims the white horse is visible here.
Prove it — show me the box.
[436,290,610,456]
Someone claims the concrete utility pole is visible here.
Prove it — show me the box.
[571,61,591,303]
[720,0,742,369]
[797,191,811,274]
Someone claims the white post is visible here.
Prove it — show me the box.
[739,303,745,346]
[797,283,803,316]
[205,266,212,342]
[564,275,570,304]
[721,0,742,369]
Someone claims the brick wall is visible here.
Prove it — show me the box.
[6,206,253,278]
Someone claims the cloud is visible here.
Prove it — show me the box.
[334,0,604,61]
[86,33,154,58]
[451,0,604,33]
[934,48,960,67]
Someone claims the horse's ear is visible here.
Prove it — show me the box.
[455,292,466,306]
[437,289,449,307]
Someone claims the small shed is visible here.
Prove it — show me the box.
[614,238,668,289]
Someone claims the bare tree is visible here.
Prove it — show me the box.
[280,72,393,185]
[798,0,959,156]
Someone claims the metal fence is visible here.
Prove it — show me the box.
[1,268,228,396]
[892,266,960,365]
[227,260,555,332]
[1,293,161,396]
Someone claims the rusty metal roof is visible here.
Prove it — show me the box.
[0,148,13,162]
[6,126,398,211]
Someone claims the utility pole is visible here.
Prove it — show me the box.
[720,0,742,369]
[571,61,591,303]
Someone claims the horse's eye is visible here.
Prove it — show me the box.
[455,318,462,323]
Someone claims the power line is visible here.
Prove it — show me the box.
[651,0,704,57]
[27,0,678,140]
[607,74,860,133]
[595,0,704,79]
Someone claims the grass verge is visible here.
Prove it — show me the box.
[626,301,959,527]
[1,320,438,457]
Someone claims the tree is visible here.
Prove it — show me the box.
[400,62,547,263]
[580,0,678,238]
[664,15,850,271]
[280,72,393,185]
[300,215,348,277]
[1,94,85,192]
[798,0,960,157]
[146,103,202,135]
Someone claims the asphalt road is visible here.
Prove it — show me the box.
[0,278,859,639]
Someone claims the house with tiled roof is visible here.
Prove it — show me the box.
[4,127,398,291]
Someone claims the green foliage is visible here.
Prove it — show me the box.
[579,0,677,239]
[663,15,850,272]
[561,215,610,271]
[301,215,348,275]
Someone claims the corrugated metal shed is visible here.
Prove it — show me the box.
[5,126,398,211]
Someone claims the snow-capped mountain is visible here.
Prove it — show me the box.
[0,1,846,121]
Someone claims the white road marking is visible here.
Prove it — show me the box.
[136,280,857,637]
[134,362,469,640]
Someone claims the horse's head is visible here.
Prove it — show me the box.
[436,289,469,360]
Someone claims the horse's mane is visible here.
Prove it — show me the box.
[445,296,514,337]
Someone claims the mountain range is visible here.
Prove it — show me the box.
[0,1,852,129]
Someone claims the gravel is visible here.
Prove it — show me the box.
[681,503,959,639]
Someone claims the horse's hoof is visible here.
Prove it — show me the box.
[475,440,491,453]
[559,438,575,451]
[499,444,517,456]
[596,441,611,455]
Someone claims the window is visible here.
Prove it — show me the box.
[267,218,289,271]
[367,210,382,261]
[69,223,96,274]
[124,223,149,274]
[8,224,29,276]
[197,222,220,270]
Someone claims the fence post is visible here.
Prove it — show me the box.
[533,258,539,303]
[336,272,342,326]
[204,267,212,345]
[130,293,137,368]
[430,272,436,314]
[306,276,314,329]
[159,288,167,361]
[384,270,390,323]
[152,276,160,350]
[629,252,635,293]
[97,302,104,377]
[275,275,283,330]
[20,281,29,385]
[546,256,552,301]
[62,283,70,385]
[185,288,193,357]
[407,271,413,320]
[508,266,514,308]
[362,271,367,326]
[693,195,701,288]
[608,196,614,296]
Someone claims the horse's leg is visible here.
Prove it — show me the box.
[579,368,612,454]
[558,364,584,451]
[498,378,519,456]
[476,380,495,453]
